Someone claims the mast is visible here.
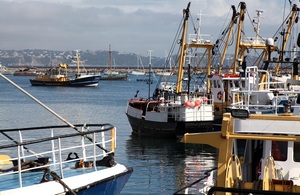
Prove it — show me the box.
[195,11,203,42]
[176,2,191,93]
[233,2,246,75]
[75,50,80,75]
[147,50,153,99]
[109,44,112,77]
[253,10,263,44]
[218,5,238,74]
[274,4,298,78]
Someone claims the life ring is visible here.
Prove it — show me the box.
[217,91,223,101]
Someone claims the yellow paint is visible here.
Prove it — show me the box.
[111,128,116,152]
[0,155,11,165]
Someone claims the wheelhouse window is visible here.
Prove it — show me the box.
[213,80,217,88]
[217,80,221,88]
[272,141,287,161]
[294,142,300,162]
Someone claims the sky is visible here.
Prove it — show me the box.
[0,0,297,57]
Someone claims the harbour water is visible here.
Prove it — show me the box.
[0,74,217,194]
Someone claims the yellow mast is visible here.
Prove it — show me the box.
[188,44,213,94]
[274,4,298,79]
[176,2,190,93]
[175,2,214,94]
[218,6,238,74]
[232,2,246,75]
[259,4,298,89]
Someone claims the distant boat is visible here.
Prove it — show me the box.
[156,51,173,76]
[13,67,38,76]
[130,53,145,76]
[0,63,14,75]
[156,71,173,76]
[30,50,101,87]
[131,70,145,76]
[100,45,128,81]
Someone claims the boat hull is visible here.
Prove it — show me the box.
[0,165,133,195]
[75,166,133,195]
[30,75,101,87]
[126,112,213,138]
[100,74,128,81]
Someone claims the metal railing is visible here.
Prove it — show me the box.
[0,123,116,188]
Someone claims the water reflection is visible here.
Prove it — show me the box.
[124,134,218,194]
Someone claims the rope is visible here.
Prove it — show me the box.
[41,168,77,195]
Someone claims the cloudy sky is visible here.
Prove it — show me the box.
[0,0,296,57]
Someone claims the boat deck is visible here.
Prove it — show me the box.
[0,163,128,192]
[0,123,128,194]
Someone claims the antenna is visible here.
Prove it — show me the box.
[253,10,264,43]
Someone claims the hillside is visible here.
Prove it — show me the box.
[0,49,166,68]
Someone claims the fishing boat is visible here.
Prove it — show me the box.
[174,2,300,191]
[206,1,300,127]
[100,45,128,81]
[0,73,133,194]
[125,3,215,138]
[29,51,101,87]
[176,100,300,194]
[175,70,300,194]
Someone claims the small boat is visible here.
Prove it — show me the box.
[13,67,38,76]
[156,51,173,76]
[100,73,127,81]
[156,71,173,76]
[130,53,145,76]
[100,45,128,81]
[0,73,133,194]
[0,63,14,75]
[131,70,145,76]
[125,3,215,138]
[30,51,101,87]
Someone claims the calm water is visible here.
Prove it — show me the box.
[0,74,217,195]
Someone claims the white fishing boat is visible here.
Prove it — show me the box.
[0,73,132,194]
[174,2,300,194]
[176,100,300,194]
[125,3,215,138]
[207,1,299,125]
[176,64,300,194]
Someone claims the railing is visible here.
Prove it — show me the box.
[188,34,213,44]
[0,123,116,188]
[240,36,265,45]
[145,94,214,121]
